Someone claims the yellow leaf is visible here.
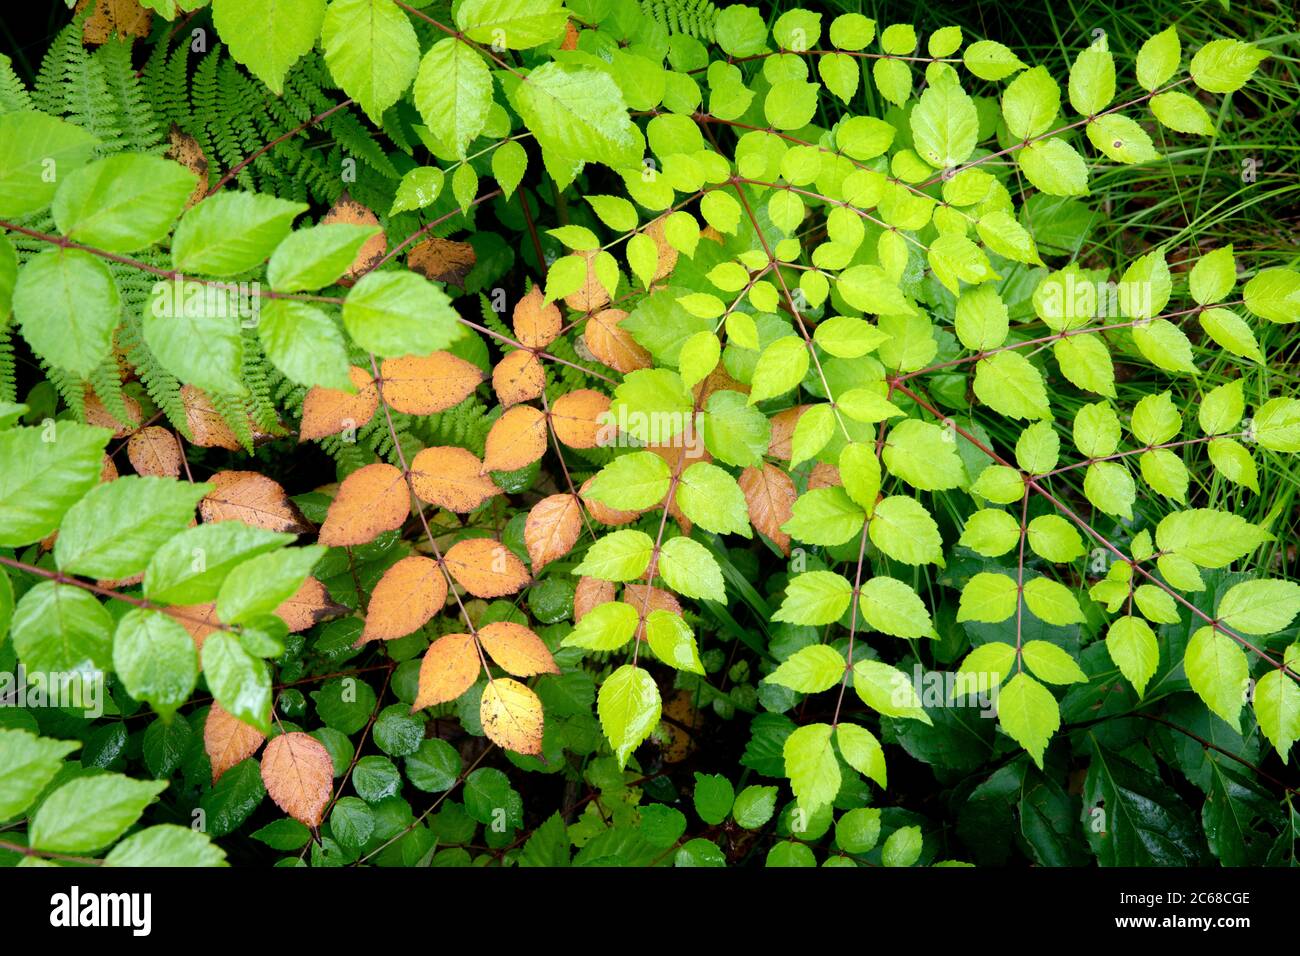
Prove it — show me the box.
[360,556,447,643]
[413,632,480,710]
[480,678,544,755]
[318,463,410,546]
[479,621,559,677]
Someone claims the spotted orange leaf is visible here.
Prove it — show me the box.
[512,284,561,348]
[584,308,650,373]
[412,632,479,711]
[443,537,531,597]
[275,577,348,633]
[479,621,558,676]
[379,351,484,415]
[127,426,183,478]
[492,349,545,407]
[260,731,333,828]
[200,471,313,534]
[409,446,500,512]
[480,678,544,755]
[481,405,547,473]
[204,702,265,784]
[182,385,242,450]
[574,576,616,621]
[739,463,795,556]
[524,493,582,572]
[360,555,448,644]
[318,463,409,546]
[322,195,386,278]
[550,389,610,449]
[300,366,379,441]
[563,250,611,312]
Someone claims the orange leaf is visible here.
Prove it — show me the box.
[164,125,208,208]
[406,237,476,285]
[166,602,221,656]
[85,388,141,437]
[739,463,795,556]
[78,0,152,45]
[409,446,500,512]
[322,195,387,279]
[200,471,313,534]
[808,462,842,490]
[624,583,682,618]
[491,349,545,407]
[768,404,813,460]
[443,537,531,597]
[260,731,333,828]
[584,308,650,373]
[204,702,265,784]
[579,477,641,526]
[300,365,379,441]
[524,493,582,572]
[480,678,544,755]
[379,351,484,415]
[550,389,610,449]
[645,216,679,282]
[275,577,348,633]
[127,425,183,478]
[563,250,611,313]
[574,577,615,622]
[360,555,447,643]
[412,632,479,710]
[479,621,559,676]
[318,463,409,547]
[182,385,241,450]
[481,404,547,473]
[512,284,561,349]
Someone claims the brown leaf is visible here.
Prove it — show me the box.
[78,0,151,45]
[574,577,616,622]
[739,464,795,556]
[660,689,702,764]
[100,455,119,483]
[407,237,476,285]
[360,555,447,643]
[181,385,242,450]
[164,125,208,207]
[579,477,641,526]
[412,632,479,710]
[127,426,183,478]
[584,308,650,373]
[379,352,483,415]
[300,365,379,441]
[166,602,221,656]
[768,404,813,460]
[443,537,531,597]
[624,583,683,618]
[563,250,611,312]
[479,621,558,677]
[260,732,333,828]
[550,389,610,449]
[84,388,141,437]
[409,446,500,512]
[318,463,410,547]
[204,702,265,784]
[481,404,547,473]
[808,462,842,490]
[645,216,679,282]
[560,19,580,49]
[491,349,545,407]
[512,285,561,349]
[480,678,544,755]
[275,577,348,633]
[201,471,312,534]
[524,494,582,572]
[322,196,386,279]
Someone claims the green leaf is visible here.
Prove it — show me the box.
[1027,515,1085,563]
[882,418,965,490]
[678,330,721,391]
[1150,91,1214,136]
[645,610,704,674]
[1137,27,1180,92]
[212,0,325,91]
[1216,579,1300,635]
[53,154,195,253]
[1131,390,1180,444]
[977,210,1042,265]
[958,508,1019,557]
[455,0,567,48]
[1106,616,1159,697]
[201,631,272,733]
[853,659,930,723]
[0,729,79,820]
[215,545,325,625]
[1023,577,1084,625]
[267,222,381,293]
[321,0,419,122]
[868,495,943,566]
[749,336,810,404]
[145,522,293,605]
[957,572,1019,623]
[835,723,886,789]
[598,664,661,769]
[702,391,770,467]
[1053,334,1114,397]
[872,58,912,107]
[29,774,168,853]
[1189,39,1268,94]
[1253,662,1300,761]
[1017,139,1088,196]
[1199,308,1263,363]
[1208,437,1259,493]
[513,63,642,170]
[954,641,1017,695]
[1254,397,1300,451]
[105,824,227,867]
[676,462,751,537]
[1083,461,1135,520]
[971,465,1024,504]
[112,609,199,719]
[1086,114,1158,164]
[732,784,779,829]
[562,601,639,651]
[585,451,671,512]
[774,571,853,626]
[996,673,1058,769]
[910,73,978,168]
[1068,44,1115,115]
[1002,66,1059,139]
[13,248,120,378]
[782,723,840,813]
[963,40,1025,81]
[659,536,726,602]
[1084,744,1201,865]
[492,140,528,199]
[258,300,353,391]
[837,264,917,317]
[814,315,890,357]
[1015,421,1059,474]
[343,270,461,357]
[1185,625,1249,731]
[838,389,904,424]
[11,581,113,678]
[1156,508,1271,567]
[927,233,997,294]
[0,110,98,218]
[766,644,845,693]
[881,825,923,867]
[143,279,246,395]
[572,529,654,581]
[859,576,934,639]
[974,351,1051,421]
[764,80,819,130]
[1243,268,1300,324]
[829,13,874,51]
[415,38,492,161]
[172,191,307,276]
[782,487,865,547]
[1199,379,1244,436]
[1021,640,1087,684]
[838,442,881,512]
[609,368,693,442]
[1189,245,1235,306]
[819,53,859,103]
